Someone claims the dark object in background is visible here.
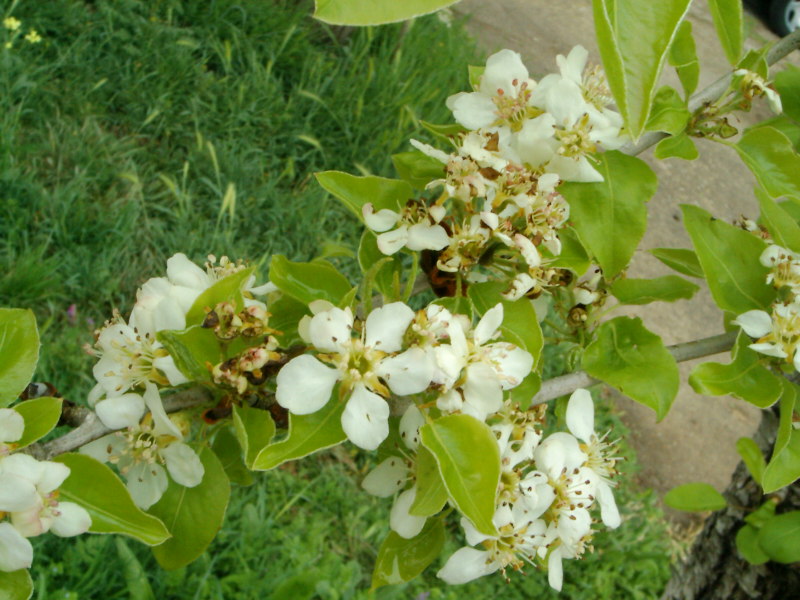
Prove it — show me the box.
[767,0,800,36]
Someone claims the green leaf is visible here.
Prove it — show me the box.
[737,47,769,79]
[12,396,62,447]
[775,384,797,458]
[708,0,743,65]
[592,0,693,139]
[150,447,230,570]
[431,295,473,318]
[561,152,657,278]
[663,482,727,512]
[508,370,542,410]
[0,570,32,600]
[0,308,39,408]
[269,255,352,306]
[654,132,698,160]
[736,524,770,565]
[315,171,411,219]
[646,86,690,135]
[53,453,170,546]
[358,230,402,301]
[253,398,346,470]
[756,188,800,253]
[371,517,446,589]
[420,414,500,537]
[268,294,309,348]
[420,120,466,143]
[682,204,774,314]
[392,151,444,189]
[409,446,448,517]
[648,248,703,278]
[582,316,679,420]
[689,333,783,409]
[736,437,766,485]
[549,226,590,275]
[762,426,800,493]
[211,426,254,486]
[313,0,459,25]
[610,275,698,305]
[774,66,800,124]
[736,127,800,201]
[185,267,254,327]
[115,538,156,600]
[468,65,485,89]
[668,20,699,97]
[757,511,800,563]
[468,281,543,367]
[157,325,220,383]
[745,499,777,528]
[232,404,276,468]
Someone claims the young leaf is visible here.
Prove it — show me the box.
[420,414,500,537]
[774,66,800,124]
[708,0,743,65]
[12,396,62,448]
[392,151,444,189]
[762,427,800,493]
[654,132,698,161]
[157,325,220,383]
[582,317,679,420]
[371,517,446,589]
[646,86,690,135]
[211,426,254,486]
[668,20,699,97]
[682,204,774,315]
[663,482,727,512]
[53,453,170,546]
[735,524,770,565]
[689,333,783,409]
[610,275,699,305]
[232,404,276,468]
[757,511,800,563]
[315,171,410,218]
[549,226,590,275]
[253,399,346,470]
[269,255,352,306]
[409,447,448,517]
[0,308,39,408]
[592,0,692,139]
[736,437,766,485]
[648,248,703,278]
[149,447,231,570]
[560,152,657,278]
[313,0,459,26]
[756,188,800,253]
[184,268,254,327]
[0,570,32,600]
[736,127,800,201]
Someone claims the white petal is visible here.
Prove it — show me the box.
[80,434,123,463]
[399,404,426,450]
[0,522,33,571]
[276,355,340,415]
[308,306,353,353]
[0,472,38,512]
[377,348,433,396]
[143,383,182,439]
[596,481,620,529]
[749,342,787,358]
[410,139,451,164]
[0,408,24,443]
[481,49,529,97]
[50,501,92,537]
[162,442,204,487]
[126,462,168,509]
[733,310,773,339]
[484,343,534,389]
[95,394,146,430]
[547,546,564,591]
[341,384,390,450]
[462,517,492,546]
[362,204,399,233]
[361,457,408,497]
[462,363,503,421]
[153,355,189,386]
[515,114,558,167]
[446,92,497,130]
[376,227,409,255]
[436,389,463,413]
[437,547,499,585]
[534,432,587,480]
[365,302,414,353]
[10,503,46,537]
[37,461,71,494]
[566,388,594,442]
[405,224,450,251]
[515,234,541,268]
[390,486,427,539]
[1,454,44,487]
[474,303,503,346]
[166,253,210,289]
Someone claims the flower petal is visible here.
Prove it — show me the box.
[596,480,621,529]
[390,486,427,539]
[733,310,773,339]
[341,384,390,450]
[547,546,564,591]
[126,462,168,510]
[50,501,92,537]
[0,522,33,571]
[0,472,38,512]
[406,224,450,251]
[474,303,503,346]
[162,442,205,487]
[166,253,210,289]
[377,348,433,396]
[0,408,24,443]
[308,306,353,353]
[365,302,414,353]
[276,355,340,415]
[376,227,408,255]
[361,457,408,497]
[143,383,182,439]
[95,394,146,430]
[399,404,426,450]
[462,363,503,421]
[566,388,594,442]
[362,204,399,233]
[437,547,499,585]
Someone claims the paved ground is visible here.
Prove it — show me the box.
[452,0,795,525]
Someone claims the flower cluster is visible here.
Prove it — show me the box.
[363,47,626,300]
[3,16,42,49]
[0,408,91,572]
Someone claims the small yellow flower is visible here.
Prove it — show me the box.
[3,17,21,31]
[24,29,41,44]
[4,41,11,49]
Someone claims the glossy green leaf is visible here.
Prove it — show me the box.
[371,517,446,589]
[253,398,346,470]
[420,414,500,537]
[468,281,543,367]
[431,295,472,318]
[53,453,170,546]
[736,437,766,485]
[757,188,800,253]
[689,333,783,409]
[775,384,797,458]
[755,116,800,150]
[358,230,402,301]
[654,132,698,160]
[561,152,657,278]
[737,47,769,78]
[745,499,777,528]
[315,171,411,219]
[392,151,444,189]
[708,0,743,64]
[682,204,774,314]
[736,127,800,201]
[582,316,679,420]
[736,524,770,565]
[664,482,727,512]
[0,570,32,600]
[233,404,276,468]
[409,447,448,517]
[757,511,800,563]
[550,226,590,275]
[150,447,230,569]
[420,120,466,142]
[648,248,703,278]
[13,396,62,448]
[269,255,352,306]
[592,0,692,139]
[115,538,156,600]
[211,426,254,486]
[268,294,309,348]
[668,20,699,97]
[646,86,690,135]
[508,371,542,410]
[610,275,698,305]
[313,0,459,25]
[774,66,800,124]
[157,325,219,383]
[0,308,39,407]
[762,426,800,493]
[185,268,254,327]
